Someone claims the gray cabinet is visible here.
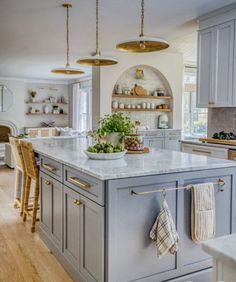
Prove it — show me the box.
[142,130,181,151]
[181,175,232,271]
[63,185,104,282]
[197,26,215,107]
[40,171,63,250]
[197,19,235,107]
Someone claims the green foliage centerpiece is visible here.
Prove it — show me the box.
[87,113,134,154]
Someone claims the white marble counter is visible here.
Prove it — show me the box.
[32,138,236,180]
[202,234,236,269]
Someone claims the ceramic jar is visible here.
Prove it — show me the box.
[151,103,155,109]
[119,103,125,109]
[146,103,151,109]
[112,101,118,109]
[142,102,146,109]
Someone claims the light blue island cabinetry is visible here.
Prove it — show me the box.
[33,138,236,282]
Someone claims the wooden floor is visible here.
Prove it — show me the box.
[0,166,72,282]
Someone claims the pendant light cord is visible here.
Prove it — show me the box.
[140,0,144,37]
[96,0,100,55]
[66,5,70,66]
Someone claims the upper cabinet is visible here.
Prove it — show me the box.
[197,3,236,108]
[197,20,235,107]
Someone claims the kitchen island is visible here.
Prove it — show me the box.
[33,138,236,282]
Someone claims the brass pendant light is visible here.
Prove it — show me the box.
[51,4,84,75]
[77,0,118,66]
[116,0,169,53]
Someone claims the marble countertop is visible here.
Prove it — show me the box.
[32,138,236,180]
[181,139,236,150]
[202,234,236,269]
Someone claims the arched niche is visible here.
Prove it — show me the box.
[113,65,173,97]
[112,65,173,129]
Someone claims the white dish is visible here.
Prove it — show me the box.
[84,150,127,160]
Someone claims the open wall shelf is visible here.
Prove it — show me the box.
[112,94,172,100]
[112,108,171,112]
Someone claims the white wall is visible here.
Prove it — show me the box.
[0,78,69,133]
[92,51,183,129]
[0,79,26,133]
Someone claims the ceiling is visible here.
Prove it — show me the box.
[0,0,236,81]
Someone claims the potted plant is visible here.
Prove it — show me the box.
[89,113,134,145]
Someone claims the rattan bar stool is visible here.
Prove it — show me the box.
[9,137,26,215]
[20,140,39,232]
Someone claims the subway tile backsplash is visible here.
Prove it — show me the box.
[208,108,236,137]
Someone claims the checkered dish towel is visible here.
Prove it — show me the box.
[149,199,179,258]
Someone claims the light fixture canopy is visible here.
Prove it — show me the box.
[77,0,118,66]
[51,3,84,75]
[116,0,169,53]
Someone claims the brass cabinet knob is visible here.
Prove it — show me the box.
[73,199,82,206]
[44,180,51,185]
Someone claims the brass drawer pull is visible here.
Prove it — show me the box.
[44,180,51,185]
[42,163,57,172]
[192,149,211,155]
[68,176,91,189]
[73,199,82,206]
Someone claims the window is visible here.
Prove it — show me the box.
[72,81,92,132]
[183,67,207,138]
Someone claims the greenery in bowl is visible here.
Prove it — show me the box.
[87,142,124,154]
[89,113,134,142]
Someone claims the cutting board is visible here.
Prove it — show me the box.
[199,138,236,146]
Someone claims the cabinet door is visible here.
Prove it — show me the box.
[197,27,216,107]
[147,138,164,149]
[40,173,52,234]
[40,172,63,250]
[63,186,104,282]
[165,137,181,151]
[63,186,81,270]
[181,175,232,270]
[215,20,234,106]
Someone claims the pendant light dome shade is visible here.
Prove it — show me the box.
[77,0,118,66]
[51,66,85,75]
[116,36,169,53]
[116,0,169,53]
[51,3,84,75]
[77,53,118,66]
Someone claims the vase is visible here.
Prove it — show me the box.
[104,133,121,146]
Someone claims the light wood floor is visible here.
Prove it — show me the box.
[0,166,72,282]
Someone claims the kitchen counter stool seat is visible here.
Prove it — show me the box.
[20,140,39,233]
[9,137,26,216]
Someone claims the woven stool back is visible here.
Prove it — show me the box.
[20,140,38,180]
[9,137,25,171]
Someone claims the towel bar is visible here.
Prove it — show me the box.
[131,179,225,196]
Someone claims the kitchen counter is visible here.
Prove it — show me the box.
[32,138,236,180]
[202,234,236,269]
[35,137,236,282]
[202,234,236,282]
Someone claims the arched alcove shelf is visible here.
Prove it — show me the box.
[112,65,173,129]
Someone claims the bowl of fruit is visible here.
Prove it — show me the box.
[85,142,127,160]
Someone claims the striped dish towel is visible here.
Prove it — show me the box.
[191,183,215,243]
[149,199,179,258]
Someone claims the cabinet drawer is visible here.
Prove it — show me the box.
[64,166,104,206]
[40,156,63,181]
[181,144,228,159]
[166,268,211,282]
[164,130,181,137]
[145,131,164,138]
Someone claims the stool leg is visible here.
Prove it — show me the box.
[31,179,39,233]
[13,169,21,208]
[23,175,31,222]
[20,173,27,217]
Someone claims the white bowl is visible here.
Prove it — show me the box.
[84,150,127,160]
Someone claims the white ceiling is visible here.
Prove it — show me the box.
[0,0,236,81]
